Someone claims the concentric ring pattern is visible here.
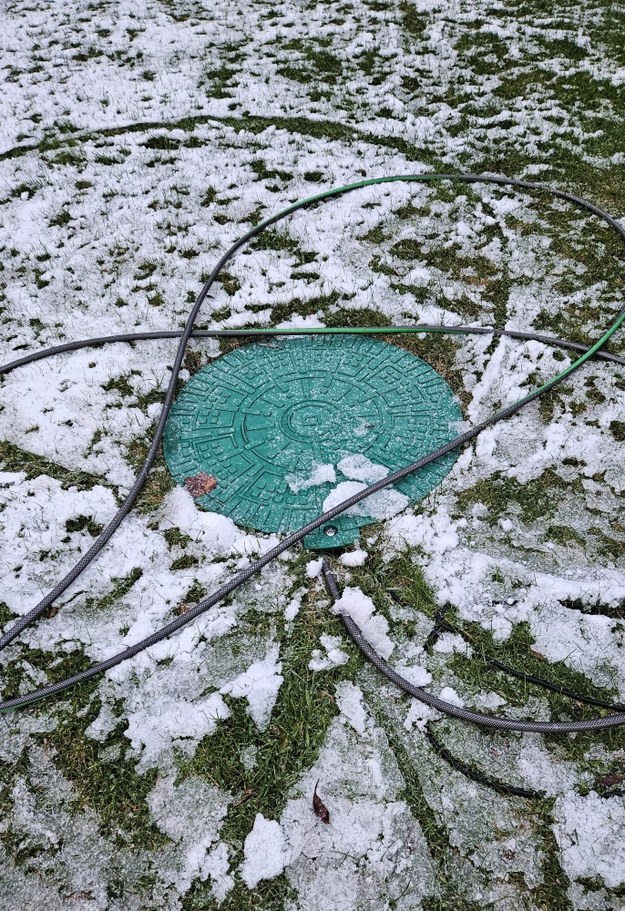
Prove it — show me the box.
[163,335,462,545]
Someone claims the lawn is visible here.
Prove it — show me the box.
[1,0,625,909]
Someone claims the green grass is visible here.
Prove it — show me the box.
[177,575,361,867]
[2,0,625,906]
[0,439,117,494]
[124,426,175,512]
[453,469,572,524]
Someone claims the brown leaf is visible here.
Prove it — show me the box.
[598,773,625,789]
[313,780,330,824]
[184,472,218,497]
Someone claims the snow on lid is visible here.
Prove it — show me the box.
[337,453,389,483]
[286,462,336,494]
[322,481,409,521]
[240,814,287,888]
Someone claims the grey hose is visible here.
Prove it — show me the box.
[1,172,624,725]
[322,563,625,733]
[1,325,624,377]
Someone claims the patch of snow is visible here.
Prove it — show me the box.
[335,681,368,734]
[124,691,230,770]
[306,558,324,578]
[220,645,283,730]
[331,586,394,659]
[394,663,432,688]
[553,792,625,888]
[338,454,389,483]
[404,701,439,731]
[160,486,261,558]
[433,633,473,656]
[148,772,233,898]
[339,549,368,567]
[284,587,306,621]
[516,737,584,797]
[280,719,437,910]
[309,635,349,671]
[240,814,287,888]
[439,686,465,708]
[386,507,460,554]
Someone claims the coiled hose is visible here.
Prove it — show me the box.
[1,173,624,732]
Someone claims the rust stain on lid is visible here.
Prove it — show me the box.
[184,472,218,497]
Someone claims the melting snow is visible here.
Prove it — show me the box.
[240,814,287,888]
[331,587,394,659]
[220,645,284,730]
[286,462,336,493]
[339,548,368,567]
[553,792,625,889]
[323,481,410,521]
[337,454,389,483]
[309,634,350,671]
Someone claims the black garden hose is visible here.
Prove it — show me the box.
[1,173,624,731]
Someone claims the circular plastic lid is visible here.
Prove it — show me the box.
[163,335,461,549]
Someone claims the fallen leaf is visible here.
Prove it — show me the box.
[313,780,330,824]
[598,773,625,789]
[184,472,218,497]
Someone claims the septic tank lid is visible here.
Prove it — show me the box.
[163,335,461,549]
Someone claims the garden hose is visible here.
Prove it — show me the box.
[0,173,624,734]
[2,325,625,377]
[421,602,625,712]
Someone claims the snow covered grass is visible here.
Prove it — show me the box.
[1,0,625,909]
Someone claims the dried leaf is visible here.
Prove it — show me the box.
[313,779,330,824]
[598,773,625,789]
[184,472,217,497]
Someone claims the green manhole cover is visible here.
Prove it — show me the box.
[163,335,462,549]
